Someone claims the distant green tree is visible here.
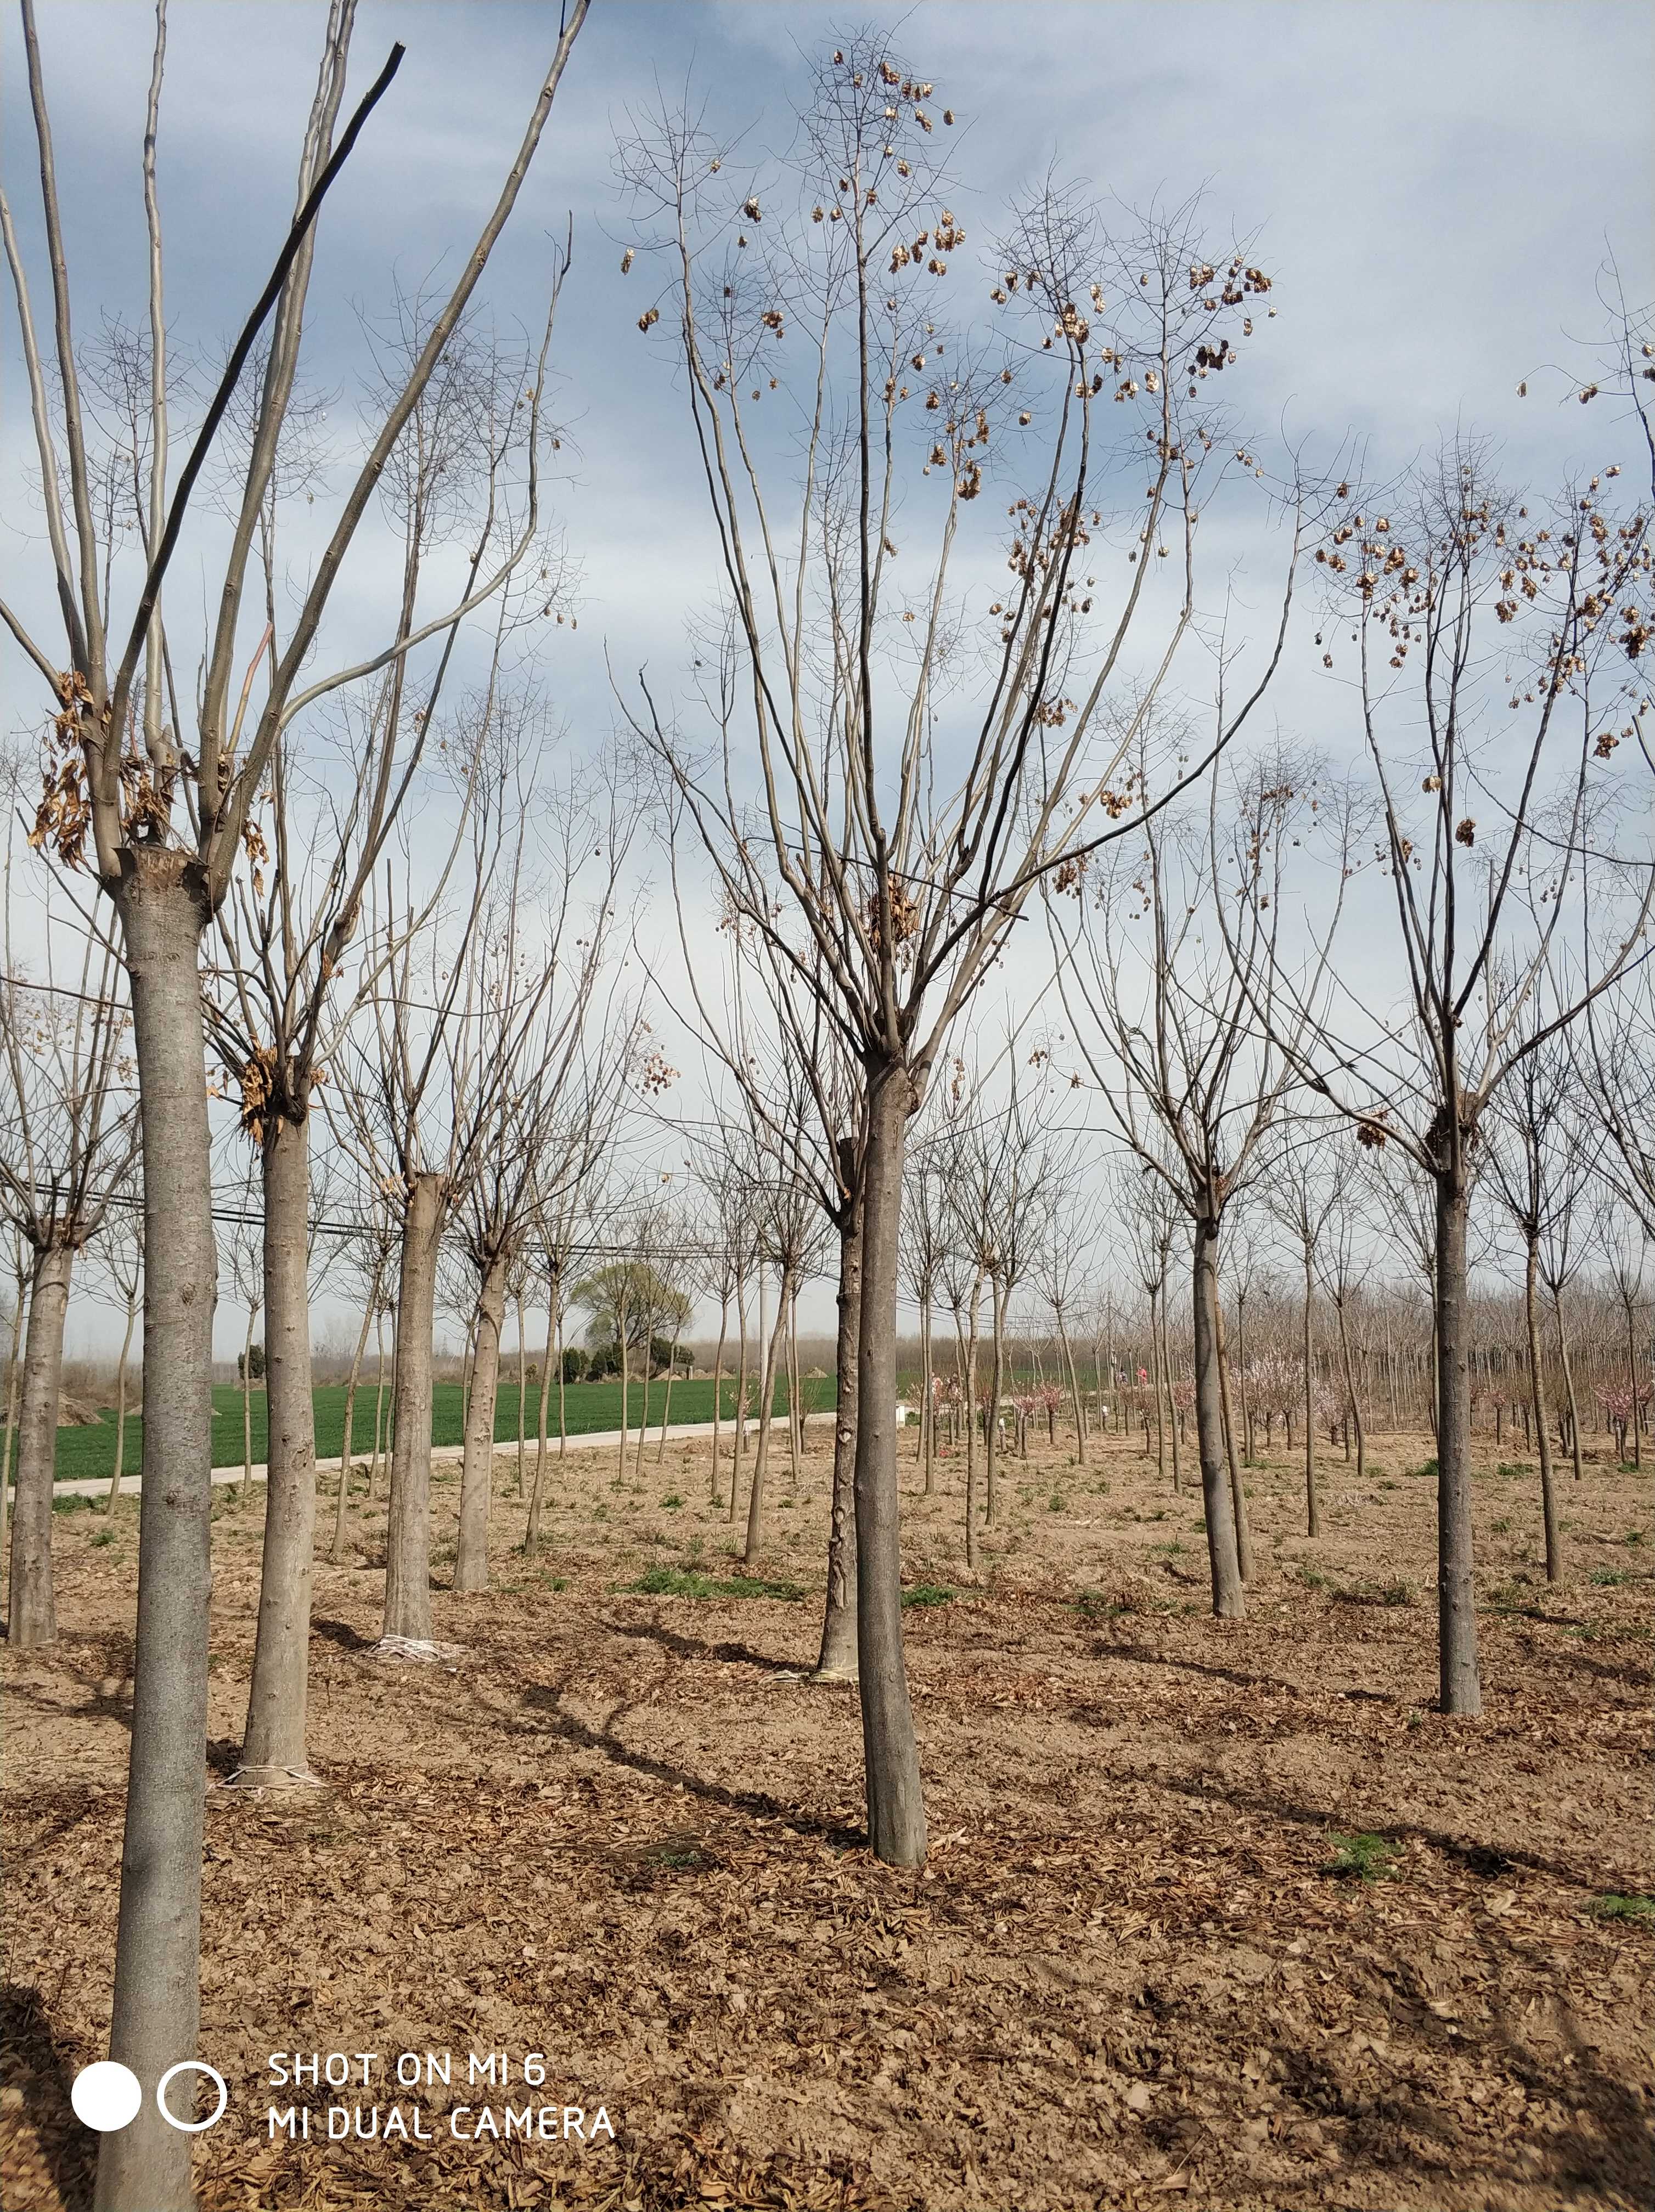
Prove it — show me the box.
[237,1343,266,1382]
[561,1345,589,1385]
[571,1261,693,1374]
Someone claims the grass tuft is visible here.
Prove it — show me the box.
[1321,1831,1401,1883]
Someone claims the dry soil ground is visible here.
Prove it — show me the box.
[2,1420,1650,2212]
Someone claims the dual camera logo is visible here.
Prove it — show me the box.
[71,2061,228,2135]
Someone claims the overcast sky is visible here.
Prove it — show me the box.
[3,1,1650,1357]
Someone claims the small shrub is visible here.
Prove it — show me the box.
[621,1564,802,1602]
[1296,1562,1327,1590]
[1495,1462,1534,1479]
[89,1525,117,1548]
[53,1493,99,1516]
[1588,1893,1655,1923]
[1590,1568,1629,1587]
[1048,1493,1066,1514]
[1490,1517,1511,1534]
[660,1493,683,1510]
[1322,1831,1401,1883]
[1414,1458,1438,1480]
[902,1582,955,1608]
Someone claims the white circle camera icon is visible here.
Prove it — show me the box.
[157,2061,229,2132]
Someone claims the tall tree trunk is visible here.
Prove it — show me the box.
[1158,1286,1181,1494]
[456,1248,509,1593]
[8,1239,74,1648]
[742,1268,790,1568]
[1523,1237,1561,1583]
[369,1308,387,1497]
[617,1291,631,1485]
[853,1063,926,1866]
[1625,1297,1642,1470]
[1191,1216,1244,1620]
[514,1293,528,1497]
[1434,1162,1481,1716]
[1149,1285,1166,1480]
[331,1273,376,1561]
[1214,1289,1253,1582]
[816,1177,862,1680]
[97,859,216,2212]
[525,1280,558,1558]
[104,1289,139,1514]
[382,1172,443,1644]
[0,1250,25,1578]
[1302,1245,1319,1537]
[239,1112,320,1783]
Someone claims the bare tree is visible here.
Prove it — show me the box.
[621,37,1299,1858]
[2,2,589,2190]
[1,878,137,1644]
[1244,437,1653,1714]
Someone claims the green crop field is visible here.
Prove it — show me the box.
[44,1374,835,1486]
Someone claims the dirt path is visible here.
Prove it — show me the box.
[3,1423,1648,2209]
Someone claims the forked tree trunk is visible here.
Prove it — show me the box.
[455,1248,509,1592]
[1302,1245,1319,1537]
[1191,1216,1244,1620]
[1434,1162,1481,1716]
[853,1062,926,1867]
[382,1172,443,1643]
[97,857,216,2212]
[815,1179,862,1680]
[104,1290,139,1514]
[8,1239,74,1648]
[1523,1238,1561,1582]
[239,1113,320,1783]
[331,1279,376,1560]
[742,1268,790,1568]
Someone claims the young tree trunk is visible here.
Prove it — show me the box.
[104,1289,139,1514]
[1149,1284,1166,1481]
[985,1276,1007,1528]
[514,1294,528,1497]
[525,1285,556,1559]
[1523,1237,1561,1583]
[853,1063,926,1867]
[1553,1292,1585,1485]
[742,1268,790,1569]
[1191,1216,1244,1620]
[963,1274,982,1568]
[239,1300,257,1502]
[382,1172,443,1643]
[331,1274,376,1561]
[0,1251,25,1575]
[1057,1312,1087,1466]
[815,1177,862,1680]
[729,1276,748,1521]
[709,1294,728,1502]
[1433,1163,1481,1716]
[456,1248,509,1593]
[1302,1245,1319,1537]
[919,1296,935,1494]
[239,1113,321,1784]
[1159,1290,1182,1495]
[785,1293,802,1479]
[1625,1299,1642,1470]
[369,1308,387,1497]
[656,1316,683,1463]
[1214,1289,1253,1582]
[617,1291,631,1486]
[97,859,216,2212]
[7,1240,73,1647]
[1335,1294,1366,1482]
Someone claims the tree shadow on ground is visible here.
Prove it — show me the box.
[0,1982,95,2212]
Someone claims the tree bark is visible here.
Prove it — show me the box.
[709,1294,728,1502]
[455,1246,508,1593]
[729,1274,748,1521]
[97,856,216,2212]
[382,1172,442,1643]
[7,1239,73,1648]
[0,1254,24,1576]
[919,1295,935,1493]
[963,1273,982,1568]
[815,1177,862,1680]
[1553,1291,1584,1484]
[853,1062,926,1866]
[1191,1216,1244,1619]
[1057,1311,1087,1466]
[1433,1163,1481,1716]
[239,1111,321,1783]
[1334,1293,1366,1482]
[1523,1237,1560,1582]
[985,1276,1007,1528]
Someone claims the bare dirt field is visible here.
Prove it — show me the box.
[3,1421,1650,2211]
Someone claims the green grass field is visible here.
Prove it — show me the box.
[46,1374,834,1485]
